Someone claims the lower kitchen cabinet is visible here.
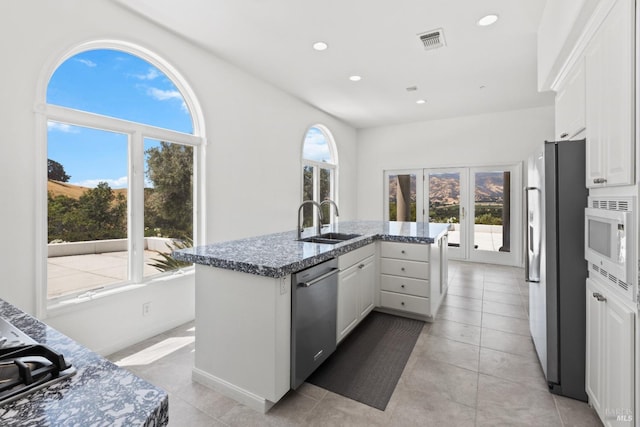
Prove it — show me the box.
[337,244,376,343]
[378,234,448,318]
[585,278,635,425]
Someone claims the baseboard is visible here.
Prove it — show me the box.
[192,367,275,413]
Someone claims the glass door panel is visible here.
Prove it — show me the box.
[426,168,467,260]
[383,170,424,222]
[469,165,520,265]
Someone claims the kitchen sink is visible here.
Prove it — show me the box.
[299,233,361,245]
[318,232,361,241]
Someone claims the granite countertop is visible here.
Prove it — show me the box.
[0,299,168,427]
[173,220,449,278]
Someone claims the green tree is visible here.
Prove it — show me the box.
[145,142,193,238]
[48,159,70,182]
[47,182,126,242]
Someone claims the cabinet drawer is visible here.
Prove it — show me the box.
[380,274,429,297]
[338,243,376,270]
[380,258,429,280]
[380,291,429,315]
[380,241,429,262]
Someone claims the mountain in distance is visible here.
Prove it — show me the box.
[389,172,505,204]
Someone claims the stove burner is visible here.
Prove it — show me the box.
[0,319,76,405]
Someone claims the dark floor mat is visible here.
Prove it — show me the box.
[306,311,425,411]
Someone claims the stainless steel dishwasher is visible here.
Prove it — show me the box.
[291,258,338,389]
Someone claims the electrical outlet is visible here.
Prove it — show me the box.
[142,302,151,317]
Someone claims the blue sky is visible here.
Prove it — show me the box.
[47,49,192,188]
[303,127,332,163]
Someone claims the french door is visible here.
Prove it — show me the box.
[425,168,467,259]
[385,164,521,266]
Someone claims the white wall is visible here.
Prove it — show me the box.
[0,0,357,355]
[356,106,555,220]
[537,0,600,91]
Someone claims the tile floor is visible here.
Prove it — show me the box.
[107,261,603,426]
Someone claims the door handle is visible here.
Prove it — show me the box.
[524,186,540,282]
[298,268,339,287]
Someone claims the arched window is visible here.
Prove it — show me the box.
[39,43,204,305]
[301,125,338,228]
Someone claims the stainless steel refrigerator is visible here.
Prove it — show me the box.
[525,139,588,401]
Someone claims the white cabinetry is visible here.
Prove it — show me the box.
[585,278,635,425]
[379,235,447,318]
[337,244,376,343]
[584,0,635,188]
[555,58,585,140]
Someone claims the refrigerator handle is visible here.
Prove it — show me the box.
[524,186,540,283]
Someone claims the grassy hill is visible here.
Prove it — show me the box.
[48,180,128,199]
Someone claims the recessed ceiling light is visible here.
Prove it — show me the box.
[349,75,362,82]
[312,41,328,51]
[416,99,426,104]
[477,14,499,26]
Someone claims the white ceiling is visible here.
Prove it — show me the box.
[115,0,554,129]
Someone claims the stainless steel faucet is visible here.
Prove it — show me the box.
[297,200,323,239]
[320,199,339,226]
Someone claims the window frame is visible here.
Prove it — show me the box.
[301,125,338,228]
[34,41,206,317]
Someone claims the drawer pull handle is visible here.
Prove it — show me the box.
[593,177,607,184]
[401,284,405,288]
[592,292,607,302]
[401,267,405,271]
[358,264,365,269]
[401,301,405,306]
[401,250,406,254]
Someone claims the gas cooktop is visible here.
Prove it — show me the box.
[0,317,76,405]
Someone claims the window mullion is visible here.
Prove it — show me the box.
[129,131,145,284]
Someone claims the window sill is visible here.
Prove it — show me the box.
[44,268,194,318]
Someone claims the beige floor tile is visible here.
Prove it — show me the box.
[441,293,483,311]
[482,289,524,306]
[553,394,602,427]
[483,280,522,295]
[479,347,548,392]
[436,304,483,327]
[480,328,536,356]
[387,384,476,427]
[446,285,484,300]
[419,334,480,372]
[403,357,478,408]
[476,374,562,427]
[304,391,391,427]
[167,394,226,426]
[481,312,530,336]
[430,318,482,346]
[482,300,528,319]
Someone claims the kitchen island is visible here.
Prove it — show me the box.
[0,299,168,426]
[174,220,449,413]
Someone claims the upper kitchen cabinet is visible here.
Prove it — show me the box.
[555,57,586,140]
[585,0,635,188]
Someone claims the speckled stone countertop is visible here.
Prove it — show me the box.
[173,220,449,278]
[0,299,168,426]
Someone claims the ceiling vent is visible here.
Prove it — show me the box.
[418,29,446,51]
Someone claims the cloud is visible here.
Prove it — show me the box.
[75,58,97,68]
[47,122,79,133]
[73,176,128,189]
[132,67,161,81]
[303,128,332,162]
[146,87,189,113]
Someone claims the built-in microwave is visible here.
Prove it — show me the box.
[584,197,635,301]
